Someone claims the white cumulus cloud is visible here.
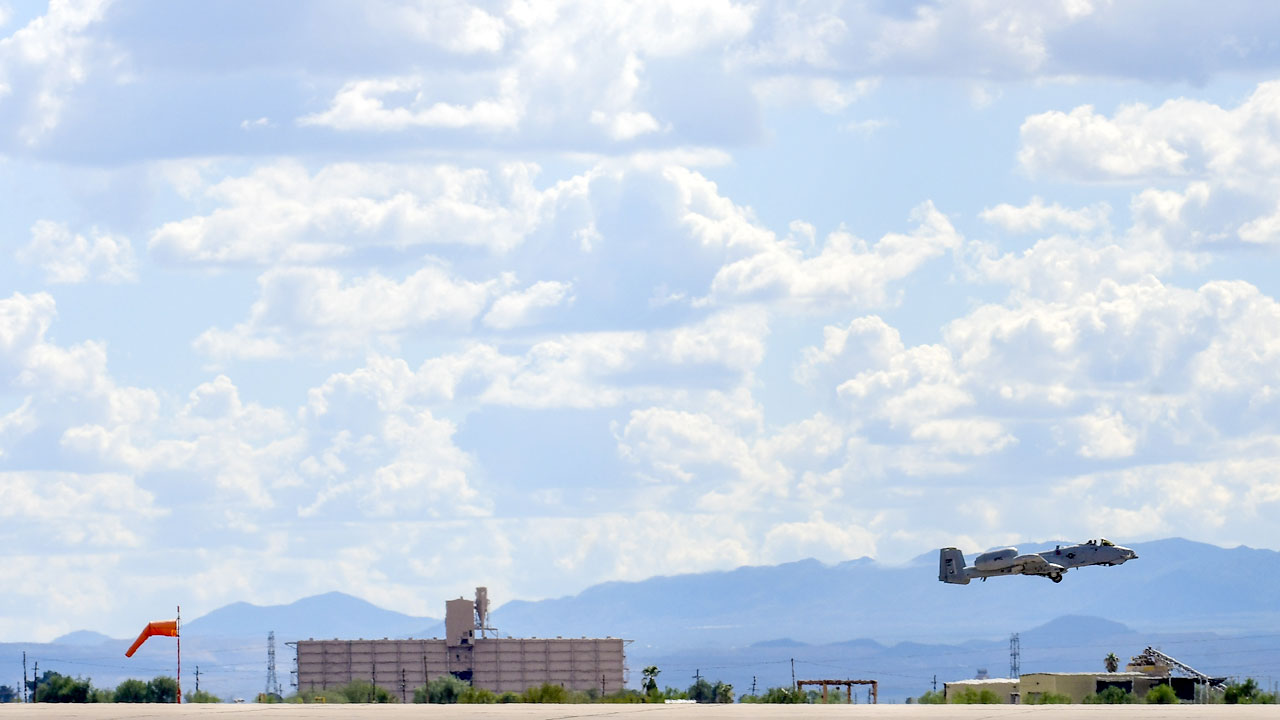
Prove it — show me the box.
[18,220,137,283]
[483,280,574,329]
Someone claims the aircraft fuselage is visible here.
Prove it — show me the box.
[939,539,1138,584]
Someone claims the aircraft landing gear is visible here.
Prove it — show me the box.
[1049,573,1063,583]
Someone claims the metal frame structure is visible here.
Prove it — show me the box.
[796,679,878,704]
[1130,646,1226,691]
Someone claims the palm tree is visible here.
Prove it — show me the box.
[642,666,660,696]
[1104,653,1120,673]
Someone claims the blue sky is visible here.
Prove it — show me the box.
[5,0,1280,642]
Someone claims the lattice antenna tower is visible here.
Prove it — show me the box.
[1009,632,1021,678]
[266,630,282,697]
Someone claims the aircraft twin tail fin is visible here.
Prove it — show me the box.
[939,547,970,584]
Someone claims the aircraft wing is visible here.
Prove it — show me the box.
[1016,554,1061,576]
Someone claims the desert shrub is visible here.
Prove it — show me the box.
[458,686,497,704]
[1084,686,1136,704]
[742,686,804,703]
[286,688,349,704]
[414,675,468,704]
[950,687,1000,704]
[602,689,645,703]
[332,679,395,703]
[1145,684,1178,704]
[521,683,570,703]
[33,672,93,703]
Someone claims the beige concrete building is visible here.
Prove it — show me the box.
[295,588,626,700]
[1019,672,1166,703]
[943,678,1020,704]
[945,670,1198,705]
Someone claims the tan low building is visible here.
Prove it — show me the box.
[1019,672,1165,703]
[946,671,1191,704]
[943,678,1020,704]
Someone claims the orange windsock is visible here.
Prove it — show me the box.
[125,619,179,657]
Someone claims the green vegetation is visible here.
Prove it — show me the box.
[1224,678,1278,704]
[949,687,999,704]
[113,679,147,703]
[1104,652,1120,673]
[641,666,660,698]
[1145,684,1178,704]
[399,678,643,705]
[287,679,396,704]
[600,689,645,703]
[16,672,181,704]
[414,675,468,703]
[33,672,93,703]
[915,689,946,704]
[185,689,222,703]
[739,686,806,703]
[685,677,734,703]
[687,677,714,703]
[804,688,845,703]
[286,689,347,704]
[1025,692,1072,704]
[457,686,497,703]
[520,683,570,703]
[715,681,734,703]
[1083,686,1136,704]
[90,689,114,703]
[0,685,18,703]
[145,677,178,704]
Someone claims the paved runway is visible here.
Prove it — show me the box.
[1,705,1277,719]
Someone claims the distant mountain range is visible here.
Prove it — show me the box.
[490,537,1280,647]
[182,591,441,641]
[6,538,1278,702]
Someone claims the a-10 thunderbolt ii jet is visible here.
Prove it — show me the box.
[939,538,1138,584]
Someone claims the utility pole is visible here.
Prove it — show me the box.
[194,666,200,694]
[693,669,701,684]
[790,658,796,690]
[400,669,407,704]
[932,674,937,692]
[751,676,757,696]
[22,652,27,703]
[601,674,606,697]
[31,662,37,703]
